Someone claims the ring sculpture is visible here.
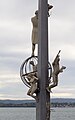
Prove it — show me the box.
[20,56,38,88]
[20,56,52,88]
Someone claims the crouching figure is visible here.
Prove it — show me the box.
[27,72,38,99]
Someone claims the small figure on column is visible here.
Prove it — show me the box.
[31,4,53,56]
[47,50,66,92]
[26,72,38,99]
[31,10,38,56]
[27,61,38,99]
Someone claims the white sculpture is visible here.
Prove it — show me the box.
[27,72,38,99]
[31,11,38,56]
[47,50,66,92]
[27,61,38,99]
[31,4,53,56]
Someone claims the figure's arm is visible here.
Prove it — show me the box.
[59,66,66,73]
[31,17,34,24]
[52,50,61,65]
[48,4,53,17]
[48,4,53,10]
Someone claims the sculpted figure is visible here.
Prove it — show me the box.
[27,61,38,99]
[29,61,37,72]
[27,72,38,99]
[31,11,38,56]
[47,50,66,92]
[31,4,53,56]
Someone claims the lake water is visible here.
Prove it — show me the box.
[0,107,75,120]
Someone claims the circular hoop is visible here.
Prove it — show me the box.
[20,56,52,88]
[20,56,38,88]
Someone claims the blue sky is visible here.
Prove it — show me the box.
[0,0,75,100]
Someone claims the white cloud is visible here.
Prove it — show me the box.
[51,86,75,98]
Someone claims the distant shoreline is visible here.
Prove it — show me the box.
[0,98,75,108]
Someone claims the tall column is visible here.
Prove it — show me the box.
[36,0,50,120]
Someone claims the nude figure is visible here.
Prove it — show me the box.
[47,50,66,92]
[27,72,38,99]
[31,11,38,56]
[31,4,53,56]
[27,61,38,99]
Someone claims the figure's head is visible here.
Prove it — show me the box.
[35,10,38,16]
[30,61,34,66]
[48,4,53,11]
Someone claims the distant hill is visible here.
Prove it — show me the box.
[0,98,75,104]
[0,100,35,104]
[51,98,75,103]
[0,98,75,107]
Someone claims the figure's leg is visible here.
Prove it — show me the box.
[32,44,35,56]
[27,87,36,99]
[46,76,58,92]
[30,84,37,95]
[59,66,66,73]
[49,81,58,89]
[56,66,66,74]
[46,87,52,93]
[27,88,31,96]
[27,91,36,99]
[46,83,58,93]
